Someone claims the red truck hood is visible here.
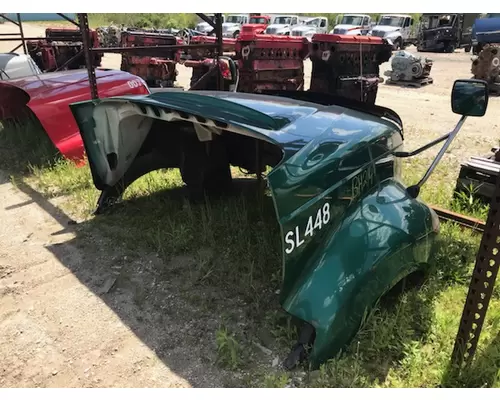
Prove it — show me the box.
[0,69,150,162]
[244,23,268,29]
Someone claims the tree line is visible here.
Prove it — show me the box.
[88,13,423,30]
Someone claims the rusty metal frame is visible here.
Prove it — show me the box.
[451,171,500,370]
[76,13,225,99]
[0,13,84,72]
[0,13,27,53]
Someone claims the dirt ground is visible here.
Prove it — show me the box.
[0,21,499,388]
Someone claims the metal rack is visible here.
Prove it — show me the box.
[0,13,27,53]
[1,11,498,376]
[0,13,87,72]
[76,13,225,99]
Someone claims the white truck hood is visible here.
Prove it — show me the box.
[372,25,401,33]
[196,22,211,32]
[0,53,42,80]
[223,22,240,29]
[292,25,316,33]
[267,23,289,30]
[334,24,361,31]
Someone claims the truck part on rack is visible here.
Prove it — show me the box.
[234,33,309,93]
[119,30,181,88]
[309,34,392,104]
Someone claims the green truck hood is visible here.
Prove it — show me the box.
[69,91,437,368]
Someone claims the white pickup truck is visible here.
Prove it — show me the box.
[367,14,417,50]
[195,14,226,34]
[264,15,301,35]
[290,17,329,40]
[330,14,372,35]
[222,14,250,38]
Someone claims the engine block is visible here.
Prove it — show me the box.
[384,50,433,82]
[189,36,237,60]
[234,33,310,93]
[472,44,500,94]
[26,28,102,72]
[119,31,180,88]
[309,34,392,104]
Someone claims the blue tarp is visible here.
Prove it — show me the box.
[1,13,77,22]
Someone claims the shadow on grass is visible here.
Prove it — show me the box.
[1,121,490,387]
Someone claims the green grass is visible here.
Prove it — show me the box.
[0,119,498,388]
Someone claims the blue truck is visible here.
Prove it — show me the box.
[471,13,500,54]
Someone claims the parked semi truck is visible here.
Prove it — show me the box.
[417,13,479,53]
[329,14,372,35]
[368,14,418,50]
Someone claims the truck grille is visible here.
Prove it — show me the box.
[291,30,303,36]
[333,28,347,34]
[266,27,278,34]
[371,30,386,38]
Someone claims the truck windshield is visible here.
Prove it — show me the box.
[340,15,364,25]
[227,15,245,23]
[274,16,292,24]
[250,17,267,24]
[378,16,404,27]
[421,14,456,29]
[305,18,320,26]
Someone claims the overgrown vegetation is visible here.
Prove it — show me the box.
[25,13,422,30]
[0,118,498,388]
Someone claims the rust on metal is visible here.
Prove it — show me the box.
[77,13,98,99]
[430,205,485,233]
[451,172,500,368]
[76,13,225,97]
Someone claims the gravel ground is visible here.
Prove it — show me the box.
[0,20,499,388]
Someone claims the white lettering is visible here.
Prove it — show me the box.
[323,202,331,224]
[127,79,143,89]
[314,208,323,230]
[283,202,332,255]
[285,231,295,254]
[305,216,314,237]
[295,225,304,248]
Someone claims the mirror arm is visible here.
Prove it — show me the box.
[406,115,467,199]
[394,132,451,158]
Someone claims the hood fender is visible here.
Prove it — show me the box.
[69,92,286,190]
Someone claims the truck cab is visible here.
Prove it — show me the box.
[222,14,249,38]
[291,16,329,40]
[417,13,479,53]
[330,14,372,35]
[240,15,271,36]
[195,14,226,35]
[264,15,300,35]
[368,14,415,50]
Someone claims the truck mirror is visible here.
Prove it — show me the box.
[451,79,489,117]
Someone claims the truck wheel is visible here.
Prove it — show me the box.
[444,43,455,53]
[233,30,240,38]
[393,38,402,51]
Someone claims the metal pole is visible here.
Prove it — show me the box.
[214,13,224,91]
[16,13,27,54]
[451,171,500,369]
[77,13,98,99]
